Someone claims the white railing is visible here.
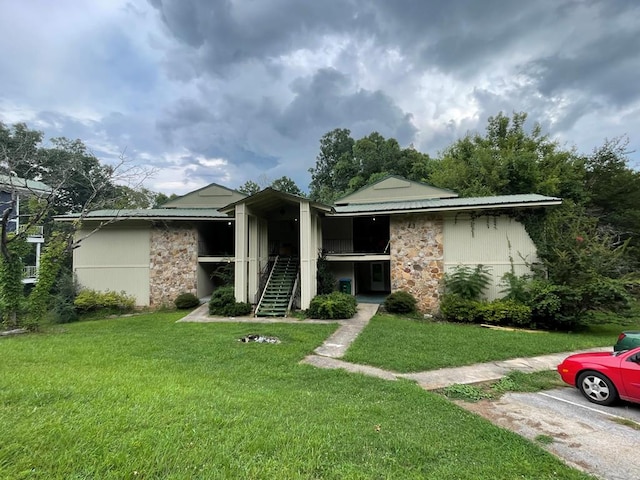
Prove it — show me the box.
[19,225,44,238]
[23,265,37,279]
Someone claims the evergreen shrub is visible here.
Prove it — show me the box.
[384,291,417,314]
[74,289,135,314]
[209,286,252,316]
[307,292,357,319]
[174,292,200,309]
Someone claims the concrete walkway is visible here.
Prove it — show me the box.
[299,302,610,390]
[180,301,611,390]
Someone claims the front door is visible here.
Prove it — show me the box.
[370,262,385,291]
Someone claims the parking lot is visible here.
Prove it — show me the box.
[461,387,640,480]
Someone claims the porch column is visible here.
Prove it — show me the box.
[258,218,269,274]
[247,215,259,303]
[299,201,317,309]
[234,203,248,303]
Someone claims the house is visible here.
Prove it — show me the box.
[0,174,52,284]
[55,176,561,313]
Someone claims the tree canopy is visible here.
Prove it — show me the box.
[308,113,640,288]
[308,128,432,203]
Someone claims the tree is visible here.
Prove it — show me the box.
[153,192,179,207]
[0,122,154,328]
[238,180,261,195]
[308,128,355,203]
[429,112,586,200]
[584,137,640,264]
[308,129,431,203]
[270,176,303,196]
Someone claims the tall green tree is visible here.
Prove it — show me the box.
[308,128,356,203]
[429,112,586,200]
[583,137,640,265]
[270,176,304,196]
[0,122,155,327]
[238,180,261,195]
[308,129,431,202]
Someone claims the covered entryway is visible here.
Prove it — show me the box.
[220,189,333,313]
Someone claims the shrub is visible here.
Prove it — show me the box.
[51,268,78,324]
[444,264,491,300]
[307,292,357,319]
[316,250,336,295]
[384,291,417,314]
[438,294,481,323]
[477,299,532,327]
[440,295,532,328]
[73,289,135,314]
[208,286,252,316]
[499,271,531,303]
[174,292,200,309]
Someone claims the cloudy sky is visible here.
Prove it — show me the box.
[1,0,639,195]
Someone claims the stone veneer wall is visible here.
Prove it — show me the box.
[149,224,198,306]
[390,214,444,313]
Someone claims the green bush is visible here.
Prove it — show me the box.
[499,271,531,303]
[174,292,200,309]
[51,268,78,324]
[208,286,252,316]
[477,299,532,326]
[440,294,532,328]
[438,294,481,323]
[384,291,417,314]
[307,292,357,319]
[74,289,135,314]
[444,264,492,300]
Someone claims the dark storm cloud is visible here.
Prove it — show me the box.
[2,0,639,195]
[524,27,640,107]
[275,68,417,143]
[149,0,367,73]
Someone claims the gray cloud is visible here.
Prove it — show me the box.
[0,0,639,195]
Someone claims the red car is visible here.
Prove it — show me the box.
[557,347,640,406]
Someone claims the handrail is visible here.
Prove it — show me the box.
[286,269,300,315]
[255,255,279,316]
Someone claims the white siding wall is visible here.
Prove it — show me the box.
[443,214,538,300]
[73,226,151,305]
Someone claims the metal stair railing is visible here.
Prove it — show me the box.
[255,255,279,316]
[286,269,300,316]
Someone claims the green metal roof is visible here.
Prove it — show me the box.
[55,208,230,222]
[0,174,53,194]
[333,194,561,215]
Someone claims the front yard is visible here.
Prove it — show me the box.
[342,313,637,372]
[0,312,594,479]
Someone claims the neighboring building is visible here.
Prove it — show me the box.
[56,176,561,313]
[0,174,52,284]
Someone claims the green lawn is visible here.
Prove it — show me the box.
[0,312,593,479]
[342,314,640,373]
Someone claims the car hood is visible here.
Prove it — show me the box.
[561,351,615,362]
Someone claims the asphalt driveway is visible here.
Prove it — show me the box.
[460,387,640,480]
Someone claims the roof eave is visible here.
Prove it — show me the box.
[331,199,562,217]
[54,215,231,222]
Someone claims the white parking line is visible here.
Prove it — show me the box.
[538,392,628,420]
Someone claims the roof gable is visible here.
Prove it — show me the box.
[162,183,247,209]
[334,176,458,205]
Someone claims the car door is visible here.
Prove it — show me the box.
[620,350,640,402]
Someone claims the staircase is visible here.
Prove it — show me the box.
[255,256,299,317]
